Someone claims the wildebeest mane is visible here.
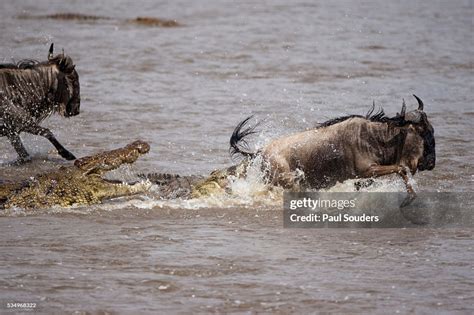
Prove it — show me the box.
[0,55,75,74]
[0,59,42,70]
[316,103,406,129]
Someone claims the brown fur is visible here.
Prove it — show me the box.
[230,97,435,206]
[260,117,422,189]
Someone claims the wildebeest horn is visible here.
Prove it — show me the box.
[413,94,424,111]
[400,99,406,117]
[48,43,54,60]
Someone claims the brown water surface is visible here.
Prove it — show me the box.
[0,0,473,313]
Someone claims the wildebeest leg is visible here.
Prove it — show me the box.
[269,158,302,190]
[1,126,30,164]
[398,171,417,208]
[362,164,416,207]
[24,125,76,160]
[7,133,31,163]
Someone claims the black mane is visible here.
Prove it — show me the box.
[0,59,43,70]
[316,104,405,128]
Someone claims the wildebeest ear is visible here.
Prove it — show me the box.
[48,43,54,60]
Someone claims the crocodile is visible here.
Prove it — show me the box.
[0,140,151,209]
[144,161,248,199]
[0,140,247,209]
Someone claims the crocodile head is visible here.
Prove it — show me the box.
[74,140,150,175]
[191,161,248,198]
[141,161,249,200]
[2,140,150,209]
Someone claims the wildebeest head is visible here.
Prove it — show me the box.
[48,43,80,117]
[399,95,435,171]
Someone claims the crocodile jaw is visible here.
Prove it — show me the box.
[92,179,151,203]
[3,141,152,209]
[4,174,151,209]
[74,140,150,175]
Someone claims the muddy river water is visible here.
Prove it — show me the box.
[0,0,473,313]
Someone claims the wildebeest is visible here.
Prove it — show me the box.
[230,95,435,205]
[0,43,80,163]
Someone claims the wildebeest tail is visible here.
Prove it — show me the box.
[230,115,259,159]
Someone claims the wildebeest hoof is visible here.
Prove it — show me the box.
[7,156,32,166]
[400,193,416,208]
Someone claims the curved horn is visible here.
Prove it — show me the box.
[400,99,406,117]
[48,43,54,60]
[413,94,424,111]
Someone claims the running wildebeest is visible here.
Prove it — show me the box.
[230,95,435,206]
[0,43,80,163]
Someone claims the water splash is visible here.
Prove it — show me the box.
[126,156,411,211]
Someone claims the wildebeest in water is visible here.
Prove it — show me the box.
[230,95,435,206]
[0,43,80,163]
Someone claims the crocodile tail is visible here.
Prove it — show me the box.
[229,115,260,160]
